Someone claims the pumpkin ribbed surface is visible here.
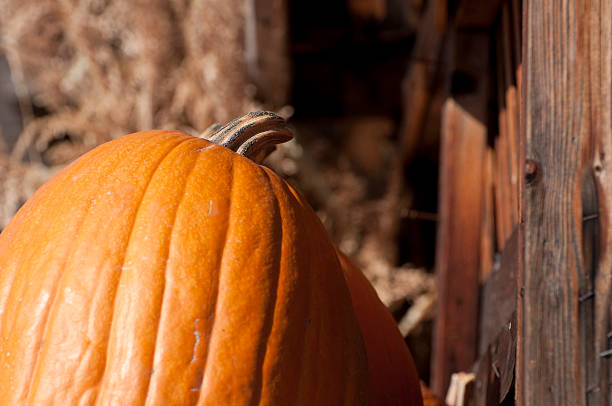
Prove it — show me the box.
[0,130,368,405]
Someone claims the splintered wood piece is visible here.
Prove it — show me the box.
[445,372,475,406]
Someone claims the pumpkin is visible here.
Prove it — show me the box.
[0,111,422,405]
[338,251,423,405]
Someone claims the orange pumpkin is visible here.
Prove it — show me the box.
[338,251,423,405]
[0,112,422,405]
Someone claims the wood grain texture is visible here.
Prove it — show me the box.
[479,229,518,356]
[519,0,606,404]
[432,31,489,397]
[480,148,495,282]
[581,170,598,405]
[501,3,520,230]
[472,312,516,406]
[589,0,612,403]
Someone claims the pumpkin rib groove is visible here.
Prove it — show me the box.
[0,176,65,329]
[142,142,201,405]
[0,169,80,396]
[92,136,192,405]
[195,156,235,405]
[22,134,164,403]
[23,198,93,405]
[251,167,283,406]
[0,133,178,404]
[0,141,110,342]
[21,137,157,403]
[0,132,118,320]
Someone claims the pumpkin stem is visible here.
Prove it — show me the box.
[202,111,293,163]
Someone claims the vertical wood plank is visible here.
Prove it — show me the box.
[590,0,612,403]
[494,136,506,251]
[432,31,489,397]
[480,148,495,282]
[516,1,527,402]
[502,4,520,228]
[519,0,590,404]
[495,35,511,248]
[497,120,511,244]
[580,170,598,405]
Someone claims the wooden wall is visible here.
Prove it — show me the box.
[432,0,521,401]
[519,0,612,404]
[434,0,612,404]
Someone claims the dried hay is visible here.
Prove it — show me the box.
[0,0,277,164]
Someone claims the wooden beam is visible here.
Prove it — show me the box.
[432,30,489,397]
[518,0,612,404]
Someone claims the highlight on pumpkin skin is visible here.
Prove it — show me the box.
[202,111,293,163]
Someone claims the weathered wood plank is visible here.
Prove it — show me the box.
[495,32,511,249]
[580,170,598,405]
[480,148,495,282]
[519,0,592,404]
[493,137,506,251]
[501,4,519,229]
[589,0,612,403]
[473,312,516,406]
[516,1,526,402]
[479,229,518,356]
[432,30,489,397]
